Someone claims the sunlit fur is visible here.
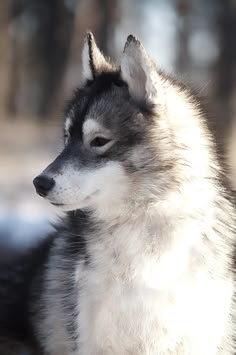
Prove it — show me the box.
[228,119,236,191]
[27,33,236,354]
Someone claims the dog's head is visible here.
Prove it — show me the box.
[33,32,206,217]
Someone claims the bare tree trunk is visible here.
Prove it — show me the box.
[93,0,120,57]
[175,0,192,74]
[7,0,76,119]
[213,0,236,144]
[0,2,11,119]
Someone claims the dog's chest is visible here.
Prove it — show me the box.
[73,223,229,355]
[77,263,228,355]
[76,232,188,354]
[78,271,175,354]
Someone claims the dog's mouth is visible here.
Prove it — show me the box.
[50,202,65,207]
[49,201,81,212]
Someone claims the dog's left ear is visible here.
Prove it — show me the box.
[82,32,112,81]
[121,35,160,104]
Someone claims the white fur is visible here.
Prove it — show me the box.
[78,229,232,354]
[82,118,102,138]
[38,82,234,354]
[121,38,161,104]
[64,116,72,145]
[81,33,111,82]
[82,40,93,81]
[39,188,233,354]
[33,35,235,355]
[227,119,236,190]
[65,116,72,133]
[36,83,234,354]
[46,161,130,216]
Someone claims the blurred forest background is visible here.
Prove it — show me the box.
[0,0,236,259]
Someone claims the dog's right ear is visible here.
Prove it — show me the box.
[82,32,111,81]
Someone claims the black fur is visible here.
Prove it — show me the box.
[0,235,54,351]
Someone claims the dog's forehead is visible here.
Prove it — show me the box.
[87,90,126,119]
[64,82,132,136]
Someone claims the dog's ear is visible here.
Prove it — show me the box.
[121,35,161,104]
[82,32,111,81]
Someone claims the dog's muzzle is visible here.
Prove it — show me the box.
[33,175,55,197]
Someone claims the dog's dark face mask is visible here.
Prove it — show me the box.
[33,33,170,215]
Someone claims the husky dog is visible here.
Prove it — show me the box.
[8,32,236,354]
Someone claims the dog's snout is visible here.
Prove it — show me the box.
[33,175,55,197]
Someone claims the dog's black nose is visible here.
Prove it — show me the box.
[33,175,55,197]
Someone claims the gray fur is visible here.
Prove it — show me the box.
[14,33,236,354]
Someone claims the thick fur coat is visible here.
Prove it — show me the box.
[1,33,236,355]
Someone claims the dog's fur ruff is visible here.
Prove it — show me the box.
[1,33,236,355]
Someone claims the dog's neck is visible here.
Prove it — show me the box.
[80,197,205,288]
[66,176,215,288]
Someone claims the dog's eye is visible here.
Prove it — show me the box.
[90,137,111,148]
